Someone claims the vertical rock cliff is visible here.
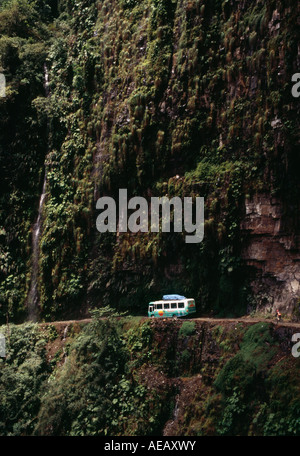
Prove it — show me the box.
[241,193,300,316]
[0,0,299,322]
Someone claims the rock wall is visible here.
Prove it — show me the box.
[241,193,300,315]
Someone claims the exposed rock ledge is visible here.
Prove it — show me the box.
[241,193,300,316]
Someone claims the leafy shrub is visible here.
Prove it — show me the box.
[179,321,196,338]
[0,323,49,435]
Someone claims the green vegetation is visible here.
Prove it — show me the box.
[0,0,298,322]
[0,0,52,322]
[0,0,298,438]
[0,322,50,435]
[211,323,300,435]
[0,319,299,436]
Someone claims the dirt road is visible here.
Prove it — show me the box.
[38,315,300,330]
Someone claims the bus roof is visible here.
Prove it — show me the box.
[149,298,194,304]
[162,294,186,300]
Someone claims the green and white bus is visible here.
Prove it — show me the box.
[148,297,196,319]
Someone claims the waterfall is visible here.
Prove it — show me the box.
[63,325,69,341]
[43,62,50,96]
[162,394,180,436]
[27,175,47,322]
[27,63,50,322]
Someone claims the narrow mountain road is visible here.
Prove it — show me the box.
[38,315,300,329]
[193,316,300,328]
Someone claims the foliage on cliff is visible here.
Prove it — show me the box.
[0,0,53,322]
[0,0,299,321]
[0,318,299,436]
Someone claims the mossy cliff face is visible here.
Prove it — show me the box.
[0,318,300,436]
[0,0,299,321]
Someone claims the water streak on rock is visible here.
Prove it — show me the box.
[27,175,47,322]
[27,63,50,321]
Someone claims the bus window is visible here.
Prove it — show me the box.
[164,303,170,309]
[157,304,163,310]
[171,303,177,309]
[178,302,184,309]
